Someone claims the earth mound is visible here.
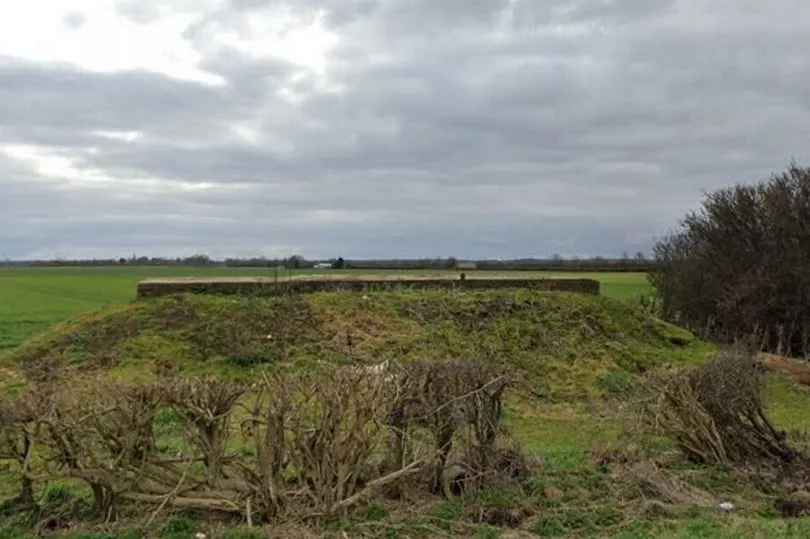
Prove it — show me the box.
[6,288,706,400]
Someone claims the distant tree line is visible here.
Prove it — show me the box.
[339,255,652,272]
[0,254,655,272]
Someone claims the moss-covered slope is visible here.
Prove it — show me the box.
[5,289,710,401]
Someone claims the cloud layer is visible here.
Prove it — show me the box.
[2,0,809,259]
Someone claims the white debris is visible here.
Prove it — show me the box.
[266,333,274,340]
[362,294,370,300]
[194,533,207,539]
[352,359,396,382]
[367,359,391,374]
[717,501,734,513]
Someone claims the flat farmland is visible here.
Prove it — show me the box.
[0,266,651,352]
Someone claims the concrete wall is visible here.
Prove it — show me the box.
[136,277,601,298]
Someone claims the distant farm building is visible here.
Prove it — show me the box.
[314,262,333,269]
[456,261,478,270]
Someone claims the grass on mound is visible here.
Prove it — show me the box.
[5,289,707,401]
[0,268,652,352]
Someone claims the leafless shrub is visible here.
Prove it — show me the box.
[90,381,163,465]
[236,373,292,522]
[162,377,246,487]
[618,461,715,507]
[26,382,125,520]
[239,366,429,519]
[0,389,48,507]
[638,346,795,465]
[386,359,511,497]
[0,360,518,525]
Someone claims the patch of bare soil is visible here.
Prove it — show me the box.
[759,353,810,389]
[0,366,25,385]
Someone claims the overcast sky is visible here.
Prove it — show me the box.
[1,0,808,260]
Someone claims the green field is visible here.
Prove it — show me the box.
[0,267,651,352]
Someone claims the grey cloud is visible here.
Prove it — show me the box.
[2,0,810,259]
[1,167,657,260]
[250,0,673,34]
[115,0,162,24]
[62,11,88,29]
[0,57,238,140]
[116,0,217,24]
[561,0,676,23]
[0,52,308,162]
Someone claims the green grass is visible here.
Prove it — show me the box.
[0,267,651,353]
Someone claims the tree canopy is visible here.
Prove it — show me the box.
[650,162,810,356]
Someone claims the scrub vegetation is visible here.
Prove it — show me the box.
[1,286,809,538]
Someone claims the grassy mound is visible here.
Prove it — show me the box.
[5,289,707,400]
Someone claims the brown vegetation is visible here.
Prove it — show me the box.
[0,359,524,525]
[638,347,795,466]
[759,353,810,389]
